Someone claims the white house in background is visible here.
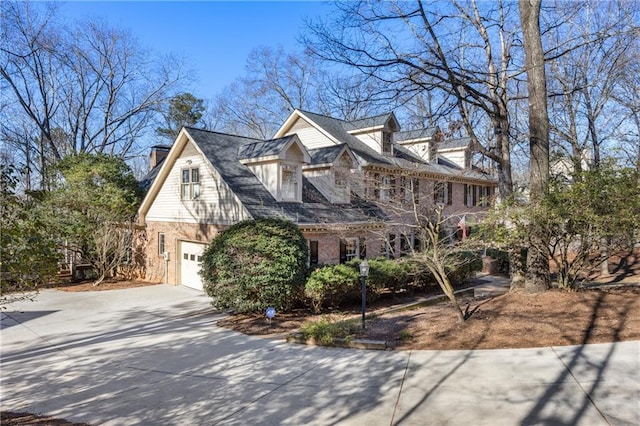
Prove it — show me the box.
[136,109,497,290]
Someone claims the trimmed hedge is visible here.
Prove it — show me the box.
[304,264,360,313]
[304,253,482,313]
[200,218,308,313]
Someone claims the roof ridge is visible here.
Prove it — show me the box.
[296,109,395,125]
[183,126,265,143]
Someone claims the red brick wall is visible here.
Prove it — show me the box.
[140,221,226,285]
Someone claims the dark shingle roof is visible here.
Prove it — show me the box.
[437,137,471,151]
[296,110,495,182]
[395,127,439,142]
[237,135,297,160]
[184,127,386,225]
[308,144,348,165]
[139,159,164,192]
[297,110,394,165]
[343,113,394,131]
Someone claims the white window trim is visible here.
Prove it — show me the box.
[181,167,200,200]
[344,237,360,261]
[280,163,301,202]
[158,232,165,255]
[380,175,390,202]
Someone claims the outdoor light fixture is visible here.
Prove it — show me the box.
[360,259,369,330]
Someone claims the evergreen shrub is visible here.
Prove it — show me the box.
[201,218,308,313]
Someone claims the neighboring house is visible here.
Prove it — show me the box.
[137,110,497,290]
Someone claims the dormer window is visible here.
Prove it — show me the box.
[281,164,300,201]
[382,132,393,154]
[335,172,348,191]
[181,167,200,200]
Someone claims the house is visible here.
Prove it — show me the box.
[136,110,497,290]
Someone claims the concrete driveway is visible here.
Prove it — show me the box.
[1,285,638,425]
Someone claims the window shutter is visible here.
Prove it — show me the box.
[447,182,453,205]
[413,236,421,252]
[388,234,396,259]
[339,239,347,264]
[309,241,319,265]
[464,184,468,206]
[472,185,477,206]
[359,237,366,259]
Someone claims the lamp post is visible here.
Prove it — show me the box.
[359,259,369,330]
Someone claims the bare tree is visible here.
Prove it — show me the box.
[208,46,319,138]
[357,169,481,322]
[1,1,186,187]
[304,0,523,202]
[546,0,637,175]
[315,73,391,121]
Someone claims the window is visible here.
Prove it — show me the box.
[389,176,396,199]
[339,238,359,263]
[380,175,390,201]
[434,182,452,204]
[158,233,165,255]
[335,171,348,191]
[281,164,298,200]
[309,240,319,266]
[434,181,447,204]
[383,233,396,259]
[372,173,380,199]
[478,185,493,206]
[382,132,392,154]
[181,167,200,200]
[400,234,410,257]
[465,184,478,207]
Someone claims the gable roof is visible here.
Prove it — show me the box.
[276,110,495,183]
[139,158,164,192]
[395,127,439,143]
[138,127,386,227]
[344,112,399,132]
[306,144,356,168]
[437,137,471,151]
[237,134,311,163]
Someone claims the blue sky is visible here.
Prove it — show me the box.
[60,1,334,99]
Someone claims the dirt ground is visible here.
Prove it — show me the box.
[217,285,640,350]
[216,250,640,350]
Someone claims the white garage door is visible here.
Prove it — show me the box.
[180,241,207,291]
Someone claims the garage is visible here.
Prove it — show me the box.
[179,241,207,291]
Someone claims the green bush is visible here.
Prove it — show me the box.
[445,250,483,284]
[201,218,308,313]
[299,318,359,345]
[304,263,360,313]
[347,257,418,296]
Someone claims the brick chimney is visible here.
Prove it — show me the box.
[150,145,171,170]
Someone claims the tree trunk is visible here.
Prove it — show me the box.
[509,246,526,291]
[600,237,610,277]
[520,0,550,293]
